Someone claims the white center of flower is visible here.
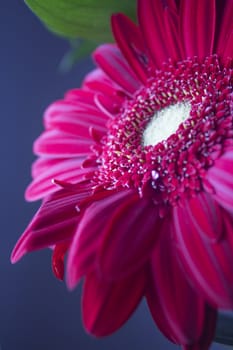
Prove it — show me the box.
[143,102,191,146]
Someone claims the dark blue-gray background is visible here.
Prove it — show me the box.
[0,1,225,349]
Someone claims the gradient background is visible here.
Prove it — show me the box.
[0,1,226,349]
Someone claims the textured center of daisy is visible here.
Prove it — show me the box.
[143,102,191,146]
[96,55,233,206]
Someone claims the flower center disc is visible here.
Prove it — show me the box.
[96,55,233,206]
[143,102,191,146]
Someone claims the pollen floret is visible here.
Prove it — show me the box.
[97,55,233,206]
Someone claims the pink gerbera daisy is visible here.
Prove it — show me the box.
[12,0,233,349]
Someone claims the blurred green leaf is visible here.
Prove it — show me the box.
[59,39,97,72]
[25,0,136,42]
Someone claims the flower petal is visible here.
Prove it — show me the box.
[163,6,184,61]
[83,68,125,113]
[52,241,70,280]
[64,89,97,104]
[11,183,93,263]
[180,0,216,58]
[138,0,169,67]
[27,157,96,201]
[93,44,141,95]
[34,129,92,158]
[146,222,216,349]
[66,189,136,289]
[44,99,108,133]
[173,193,233,308]
[83,68,117,91]
[206,150,233,213]
[46,111,106,138]
[222,30,233,61]
[94,93,120,117]
[215,0,233,55]
[82,267,146,336]
[185,191,223,242]
[98,194,162,280]
[111,13,149,83]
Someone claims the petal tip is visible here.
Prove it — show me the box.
[66,266,80,291]
[10,246,25,264]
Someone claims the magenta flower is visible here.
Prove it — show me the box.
[12,0,233,349]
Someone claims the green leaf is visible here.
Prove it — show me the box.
[25,0,136,42]
[59,39,97,73]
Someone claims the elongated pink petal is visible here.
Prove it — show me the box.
[83,68,117,90]
[164,6,184,61]
[11,183,93,263]
[111,13,149,83]
[64,89,96,104]
[185,191,223,242]
[93,44,141,95]
[83,69,126,111]
[138,0,171,67]
[82,267,146,336]
[66,189,136,289]
[52,241,70,280]
[34,130,92,157]
[206,150,233,213]
[27,158,95,201]
[222,31,233,61]
[46,113,106,138]
[94,93,121,117]
[215,0,233,55]
[98,195,162,280]
[173,194,233,308]
[146,222,216,349]
[44,100,108,131]
[31,157,82,178]
[180,0,216,58]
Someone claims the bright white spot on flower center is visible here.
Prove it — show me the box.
[143,102,191,146]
